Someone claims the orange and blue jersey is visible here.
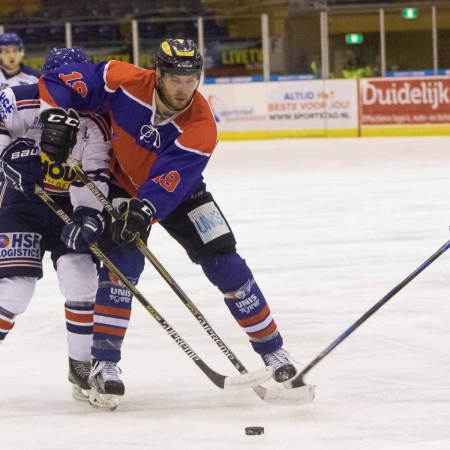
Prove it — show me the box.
[39,60,218,220]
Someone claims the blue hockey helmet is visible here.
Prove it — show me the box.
[155,39,203,76]
[0,32,23,50]
[42,46,90,74]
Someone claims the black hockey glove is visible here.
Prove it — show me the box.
[61,206,105,252]
[111,198,153,251]
[40,107,80,164]
[0,137,46,200]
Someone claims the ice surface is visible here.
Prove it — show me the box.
[2,136,450,450]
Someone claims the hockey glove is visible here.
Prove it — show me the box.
[0,138,46,200]
[111,198,153,251]
[61,206,105,252]
[40,107,80,164]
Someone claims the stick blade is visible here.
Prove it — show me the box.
[223,366,273,390]
[253,384,315,405]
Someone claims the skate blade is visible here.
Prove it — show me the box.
[71,384,90,402]
[89,389,120,411]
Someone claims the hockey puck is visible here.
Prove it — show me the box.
[245,427,264,436]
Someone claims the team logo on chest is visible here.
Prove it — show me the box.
[139,124,161,148]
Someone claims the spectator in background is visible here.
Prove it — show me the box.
[342,49,372,79]
[310,56,321,79]
[0,32,40,90]
[310,53,335,79]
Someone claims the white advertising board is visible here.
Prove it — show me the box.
[199,79,358,138]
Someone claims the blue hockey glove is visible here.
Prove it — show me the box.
[61,206,105,252]
[0,137,46,200]
[111,198,153,251]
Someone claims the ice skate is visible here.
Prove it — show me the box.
[262,348,297,383]
[68,357,91,402]
[88,359,125,411]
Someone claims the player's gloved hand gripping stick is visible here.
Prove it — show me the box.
[110,198,153,251]
[61,206,105,252]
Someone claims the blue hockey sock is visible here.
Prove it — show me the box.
[199,252,283,355]
[91,246,144,362]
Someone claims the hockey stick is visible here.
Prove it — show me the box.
[284,240,450,390]
[66,156,315,405]
[35,184,273,391]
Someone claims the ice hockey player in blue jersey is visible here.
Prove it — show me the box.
[39,39,298,411]
[0,47,111,402]
[0,32,40,90]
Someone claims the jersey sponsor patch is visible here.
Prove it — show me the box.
[188,201,230,244]
[0,232,41,259]
[41,153,77,192]
[109,287,132,304]
[236,294,260,315]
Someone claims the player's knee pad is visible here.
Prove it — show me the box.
[0,276,36,315]
[199,252,254,293]
[56,253,98,303]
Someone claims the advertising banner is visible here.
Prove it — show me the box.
[199,79,358,137]
[266,79,357,130]
[360,77,450,126]
[201,83,268,132]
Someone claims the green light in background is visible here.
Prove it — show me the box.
[345,34,363,44]
[402,8,418,19]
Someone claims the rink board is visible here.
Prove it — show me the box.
[200,76,450,139]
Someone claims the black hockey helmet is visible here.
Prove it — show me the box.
[155,39,203,76]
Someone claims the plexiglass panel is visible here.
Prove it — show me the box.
[203,16,262,79]
[285,13,321,78]
[72,21,129,64]
[437,6,450,72]
[385,7,433,73]
[328,11,381,78]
